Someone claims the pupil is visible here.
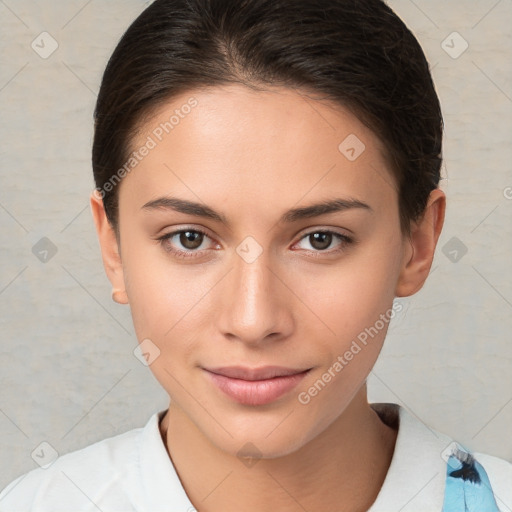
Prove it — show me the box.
[311,232,331,250]
[181,231,202,249]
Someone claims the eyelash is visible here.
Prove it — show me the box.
[156,227,353,260]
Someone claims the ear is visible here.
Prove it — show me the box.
[90,190,129,304]
[395,188,446,297]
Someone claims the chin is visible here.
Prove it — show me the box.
[200,408,327,461]
[221,429,312,461]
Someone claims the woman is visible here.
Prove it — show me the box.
[1,0,510,510]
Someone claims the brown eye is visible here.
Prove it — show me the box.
[157,228,215,259]
[294,230,353,256]
[179,230,204,250]
[309,232,333,251]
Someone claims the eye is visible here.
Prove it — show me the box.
[293,230,353,256]
[157,228,218,259]
[157,227,353,260]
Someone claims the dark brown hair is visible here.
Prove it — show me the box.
[92,0,443,236]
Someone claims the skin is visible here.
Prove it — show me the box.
[91,84,445,512]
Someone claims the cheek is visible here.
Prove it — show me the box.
[295,257,399,420]
[304,243,401,341]
[121,236,221,363]
[126,264,206,339]
[120,234,176,334]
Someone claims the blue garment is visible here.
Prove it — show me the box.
[442,443,500,512]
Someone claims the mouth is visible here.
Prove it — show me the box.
[203,366,312,406]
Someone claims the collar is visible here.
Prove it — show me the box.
[368,402,451,511]
[137,403,451,511]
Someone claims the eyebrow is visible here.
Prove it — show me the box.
[142,196,373,225]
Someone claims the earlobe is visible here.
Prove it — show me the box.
[395,188,446,297]
[111,289,128,304]
[89,190,129,305]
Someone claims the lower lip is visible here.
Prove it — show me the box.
[205,370,310,406]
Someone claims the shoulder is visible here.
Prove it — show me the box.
[472,450,512,509]
[1,410,196,512]
[368,402,512,512]
[0,423,144,512]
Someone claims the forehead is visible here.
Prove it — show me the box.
[122,84,397,219]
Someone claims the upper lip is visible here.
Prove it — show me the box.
[204,366,311,381]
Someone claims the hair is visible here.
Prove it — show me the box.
[92,0,443,237]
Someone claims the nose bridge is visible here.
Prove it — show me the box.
[218,239,290,343]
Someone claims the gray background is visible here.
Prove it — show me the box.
[0,0,511,489]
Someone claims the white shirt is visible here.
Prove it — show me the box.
[1,402,510,511]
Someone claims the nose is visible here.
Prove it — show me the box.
[216,244,294,346]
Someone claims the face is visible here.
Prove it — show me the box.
[105,84,413,458]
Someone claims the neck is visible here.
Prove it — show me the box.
[159,387,398,512]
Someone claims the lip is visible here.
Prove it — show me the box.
[203,366,311,406]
